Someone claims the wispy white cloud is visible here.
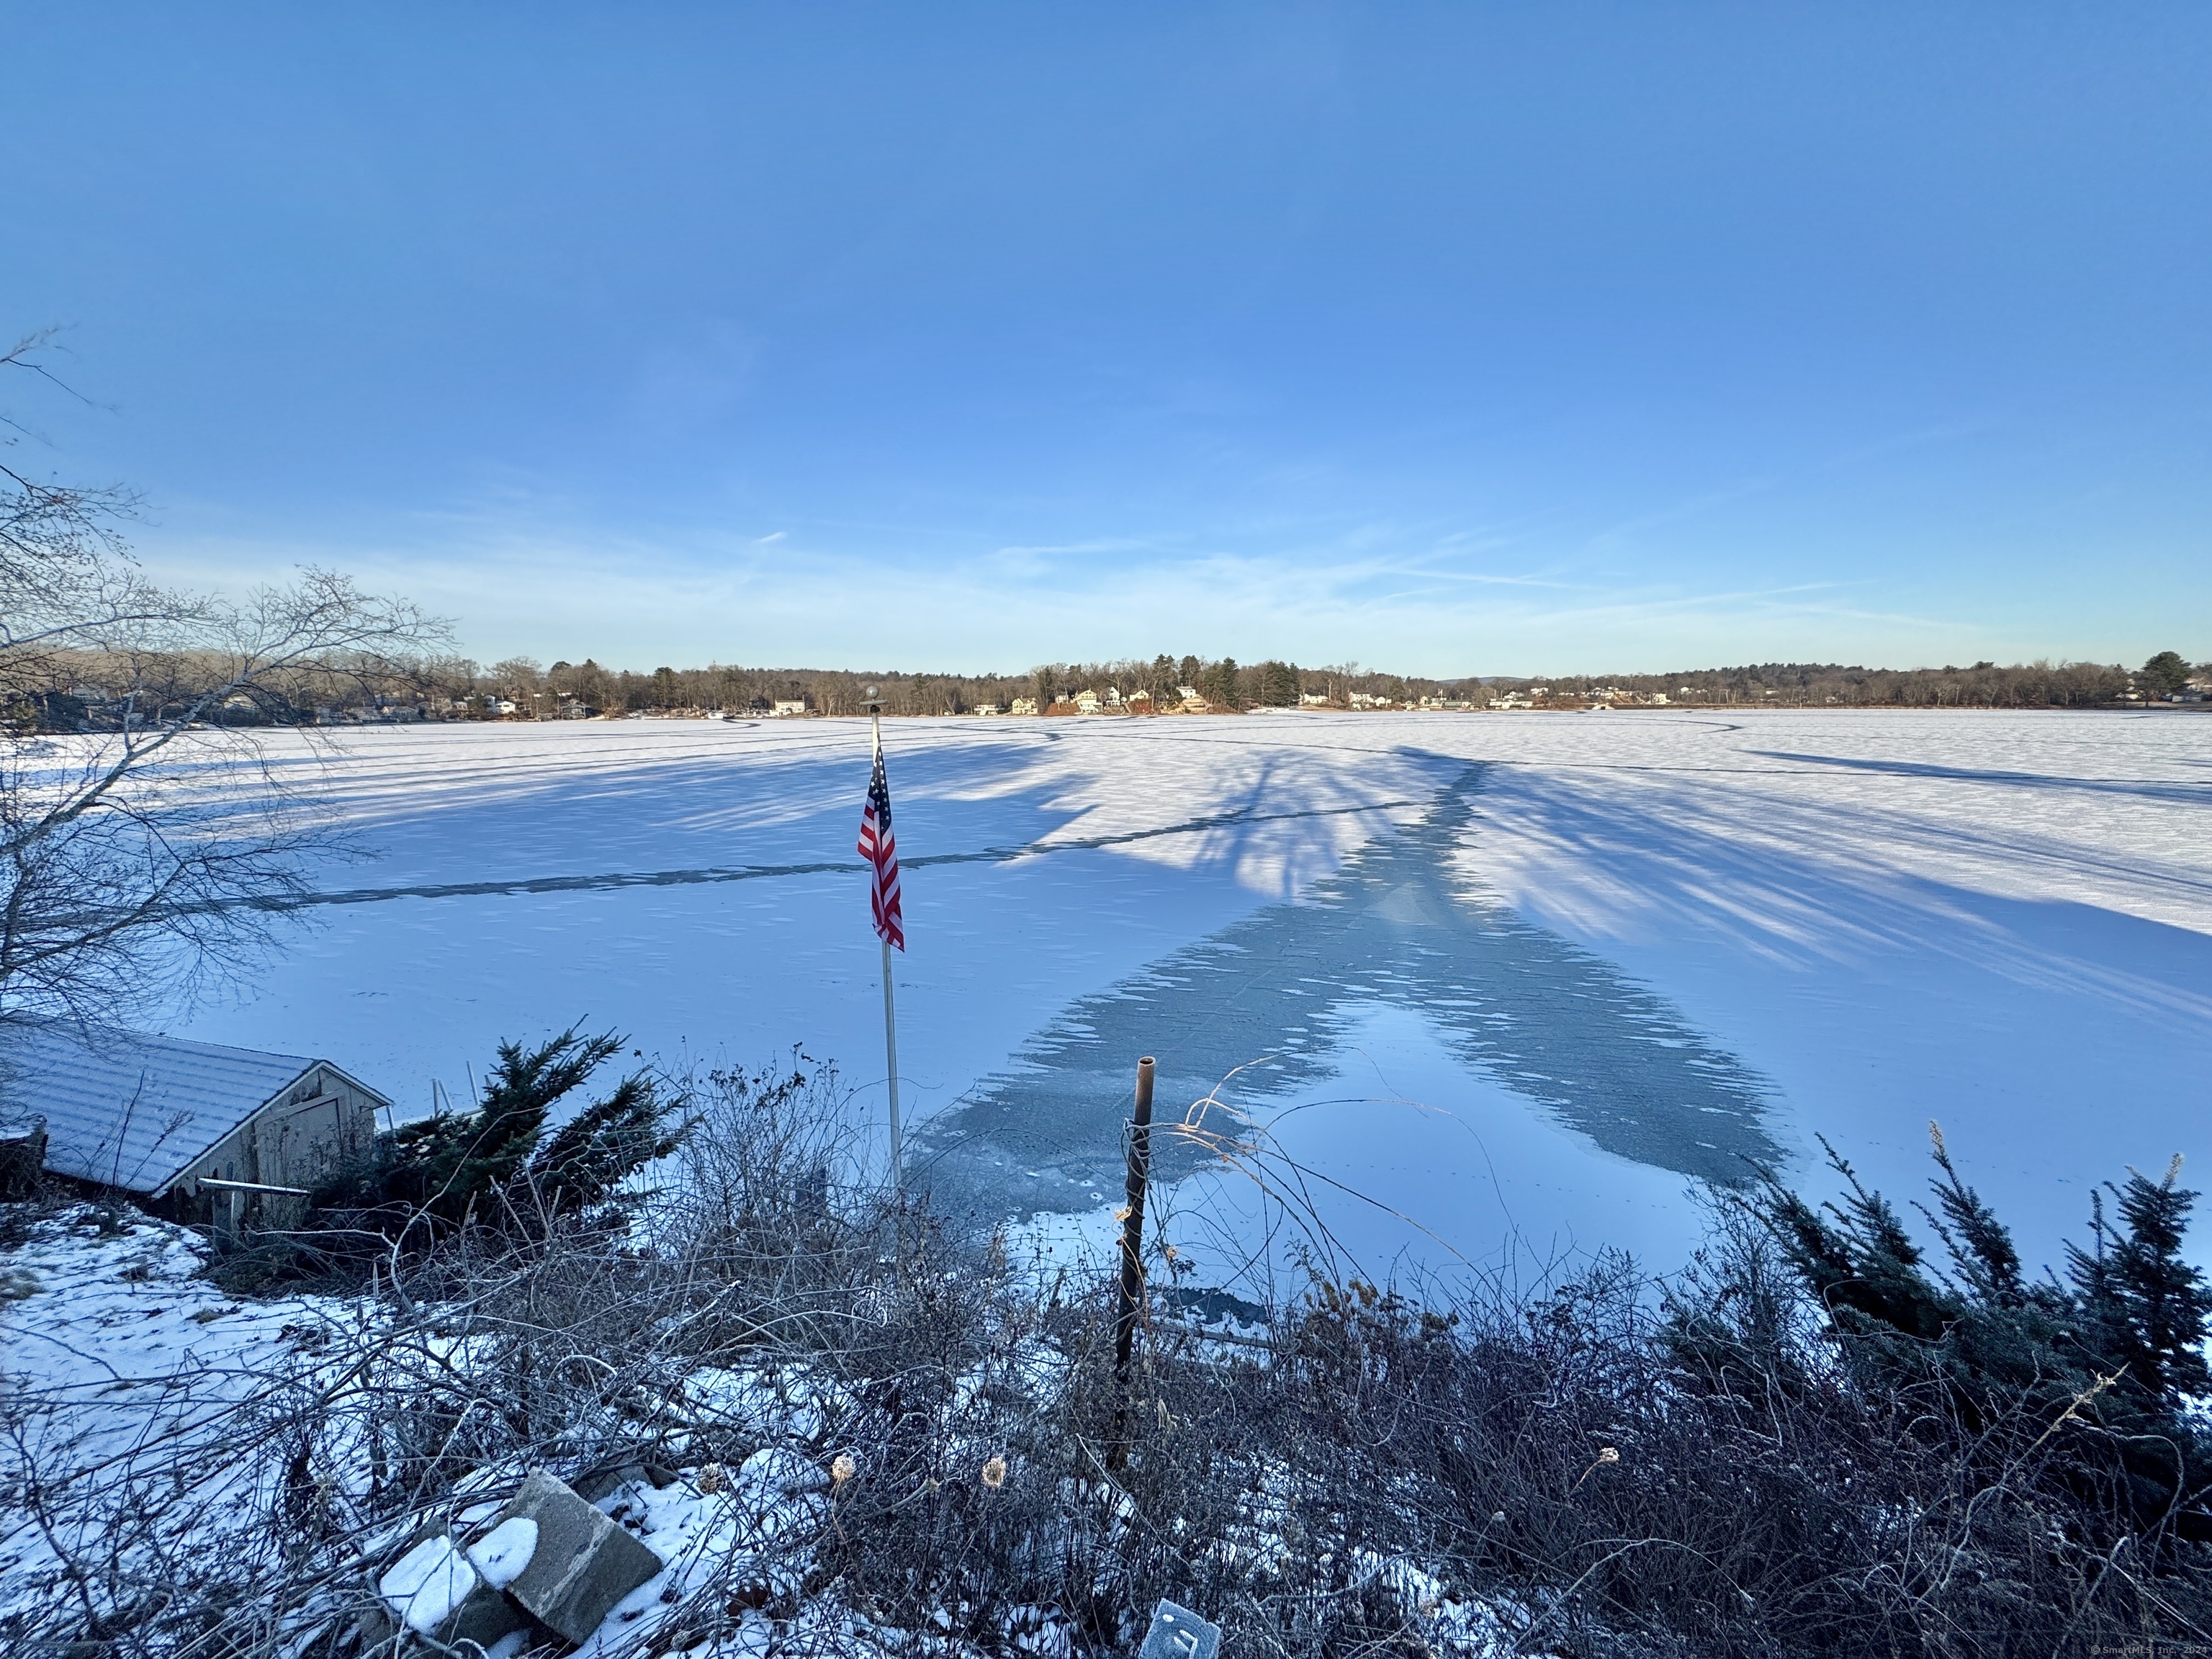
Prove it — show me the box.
[121,451,2174,676]
[989,536,1159,558]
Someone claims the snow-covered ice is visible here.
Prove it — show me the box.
[135,708,2212,1280]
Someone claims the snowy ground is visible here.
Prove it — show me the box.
[0,1205,1545,1658]
[139,708,2212,1286]
[0,1208,1025,1656]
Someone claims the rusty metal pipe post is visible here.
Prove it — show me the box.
[1108,1055,1156,1471]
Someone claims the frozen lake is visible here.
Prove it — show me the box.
[158,709,2212,1287]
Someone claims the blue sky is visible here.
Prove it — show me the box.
[6,4,2207,675]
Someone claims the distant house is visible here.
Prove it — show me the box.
[1010,697,1040,716]
[1074,689,1102,714]
[0,1018,389,1209]
[1126,688,1153,707]
[969,703,1003,716]
[1298,691,1331,706]
[771,699,807,717]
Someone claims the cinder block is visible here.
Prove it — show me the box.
[484,1469,664,1644]
[441,1581,532,1651]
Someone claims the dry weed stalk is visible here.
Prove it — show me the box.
[4,1067,2211,1658]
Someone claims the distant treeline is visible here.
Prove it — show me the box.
[520,655,1318,716]
[1516,655,2198,710]
[437,649,2203,716]
[13,647,2203,731]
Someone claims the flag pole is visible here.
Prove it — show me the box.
[881,932,902,1192]
[871,698,904,1193]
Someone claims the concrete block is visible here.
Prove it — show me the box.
[482,1470,664,1644]
[441,1581,531,1651]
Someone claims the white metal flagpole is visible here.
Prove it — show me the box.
[871,698,904,1192]
[881,932,903,1192]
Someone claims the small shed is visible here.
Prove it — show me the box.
[0,1017,389,1202]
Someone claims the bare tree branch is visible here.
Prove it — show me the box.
[0,329,452,1020]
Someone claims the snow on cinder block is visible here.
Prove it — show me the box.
[483,1468,665,1643]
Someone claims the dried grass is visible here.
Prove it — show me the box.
[5,1068,2211,1658]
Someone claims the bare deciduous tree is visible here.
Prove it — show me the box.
[1,329,451,1020]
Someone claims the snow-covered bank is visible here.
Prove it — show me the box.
[0,1206,992,1657]
[0,1208,340,1620]
[138,709,2211,1277]
[0,1202,1567,1658]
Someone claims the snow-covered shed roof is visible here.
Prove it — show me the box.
[0,1018,389,1196]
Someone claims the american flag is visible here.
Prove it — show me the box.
[858,741,904,950]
